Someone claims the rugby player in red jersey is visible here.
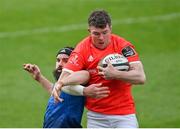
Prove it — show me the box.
[52,10,146,128]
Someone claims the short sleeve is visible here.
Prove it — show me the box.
[64,42,86,72]
[64,51,85,72]
[121,44,140,63]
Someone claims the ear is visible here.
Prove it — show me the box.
[110,25,112,33]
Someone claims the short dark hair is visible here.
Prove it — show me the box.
[56,46,74,57]
[88,10,111,28]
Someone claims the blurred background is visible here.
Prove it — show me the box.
[0,0,180,127]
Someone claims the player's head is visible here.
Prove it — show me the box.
[88,10,112,50]
[53,47,74,80]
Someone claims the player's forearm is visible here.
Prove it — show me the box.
[54,70,89,97]
[60,70,90,86]
[114,62,146,85]
[61,85,85,96]
[56,70,71,85]
[62,83,110,99]
[114,70,146,84]
[36,74,53,94]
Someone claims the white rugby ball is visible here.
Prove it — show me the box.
[98,53,129,71]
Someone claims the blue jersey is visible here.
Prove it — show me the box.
[43,91,85,128]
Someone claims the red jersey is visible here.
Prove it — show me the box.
[65,34,140,115]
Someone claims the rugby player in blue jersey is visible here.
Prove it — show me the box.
[23,47,110,128]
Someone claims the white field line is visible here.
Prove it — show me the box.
[0,12,179,38]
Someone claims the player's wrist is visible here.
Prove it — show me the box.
[34,73,42,81]
[83,87,88,96]
[55,80,64,90]
[59,80,64,86]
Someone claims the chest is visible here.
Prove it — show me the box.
[84,46,120,77]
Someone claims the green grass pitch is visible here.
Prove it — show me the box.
[0,0,180,127]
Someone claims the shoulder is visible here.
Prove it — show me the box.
[111,34,133,47]
[111,34,139,61]
[74,36,91,53]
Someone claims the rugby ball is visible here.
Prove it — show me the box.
[98,53,129,71]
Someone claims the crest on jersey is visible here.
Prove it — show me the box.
[69,54,79,66]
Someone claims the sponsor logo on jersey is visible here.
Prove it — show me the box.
[88,55,94,62]
[122,46,135,57]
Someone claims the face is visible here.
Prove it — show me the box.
[88,24,112,50]
[53,53,69,80]
[55,54,69,72]
[53,54,69,80]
